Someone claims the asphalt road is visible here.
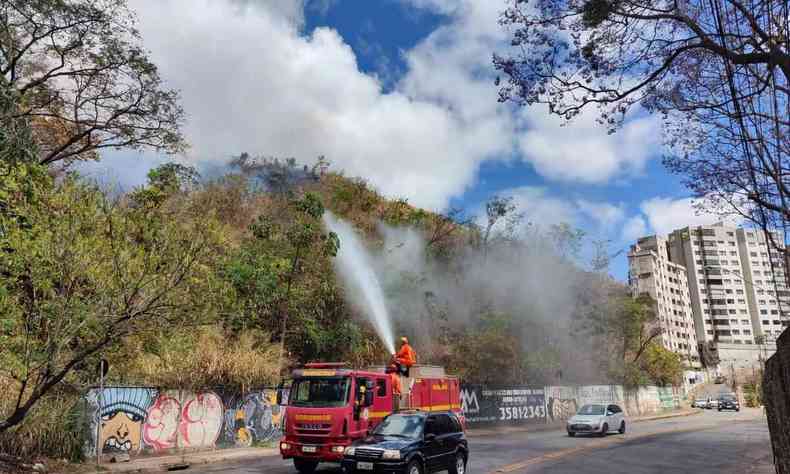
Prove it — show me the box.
[188,408,771,474]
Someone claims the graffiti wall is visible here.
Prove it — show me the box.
[85,387,286,458]
[462,384,679,427]
[544,386,579,422]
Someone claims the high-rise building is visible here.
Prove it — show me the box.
[630,223,787,373]
[628,236,701,368]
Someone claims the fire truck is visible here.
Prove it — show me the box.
[278,362,462,473]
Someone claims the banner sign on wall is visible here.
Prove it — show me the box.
[460,385,546,425]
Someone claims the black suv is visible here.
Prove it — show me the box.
[342,410,468,474]
[718,395,740,412]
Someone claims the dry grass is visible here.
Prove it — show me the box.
[126,326,281,391]
[0,387,88,463]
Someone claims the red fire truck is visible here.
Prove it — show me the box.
[278,362,462,473]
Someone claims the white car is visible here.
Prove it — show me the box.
[567,403,626,437]
[692,398,709,409]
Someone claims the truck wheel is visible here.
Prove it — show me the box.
[294,459,318,474]
[449,452,466,474]
[407,459,423,474]
[567,431,575,437]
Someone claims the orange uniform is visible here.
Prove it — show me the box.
[395,343,416,367]
[390,372,402,395]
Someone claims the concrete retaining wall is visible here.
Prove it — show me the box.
[84,387,286,460]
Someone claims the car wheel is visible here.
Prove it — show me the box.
[718,408,722,412]
[407,459,423,474]
[599,423,608,437]
[618,421,626,434]
[294,459,318,474]
[449,452,466,474]
[567,431,575,437]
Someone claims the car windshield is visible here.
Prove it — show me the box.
[577,404,606,415]
[373,415,424,439]
[721,395,736,401]
[290,377,350,407]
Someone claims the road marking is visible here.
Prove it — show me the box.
[490,423,725,473]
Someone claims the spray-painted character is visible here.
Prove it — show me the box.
[87,387,156,454]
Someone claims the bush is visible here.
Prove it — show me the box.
[0,391,88,462]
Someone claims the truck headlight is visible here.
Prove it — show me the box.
[280,442,290,451]
[382,449,401,460]
[332,446,346,453]
[344,447,355,456]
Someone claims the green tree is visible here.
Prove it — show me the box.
[0,176,222,432]
[641,343,684,387]
[224,192,339,374]
[1,0,185,165]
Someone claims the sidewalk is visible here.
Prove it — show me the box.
[82,447,278,474]
[81,410,700,473]
[468,408,701,436]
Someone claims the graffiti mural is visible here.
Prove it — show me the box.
[223,390,284,447]
[142,393,181,451]
[142,391,224,452]
[544,386,578,422]
[86,387,157,455]
[86,387,283,458]
[577,385,623,406]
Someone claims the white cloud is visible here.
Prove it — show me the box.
[576,199,625,228]
[503,187,578,228]
[517,111,660,183]
[111,0,663,211]
[639,196,740,235]
[123,0,521,210]
[622,215,648,241]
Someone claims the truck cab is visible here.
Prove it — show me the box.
[279,363,461,474]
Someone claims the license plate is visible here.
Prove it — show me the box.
[357,462,374,470]
[302,446,317,453]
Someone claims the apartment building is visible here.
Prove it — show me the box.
[667,225,790,346]
[628,236,701,368]
[627,223,787,372]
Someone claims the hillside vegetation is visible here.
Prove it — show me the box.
[1,91,684,466]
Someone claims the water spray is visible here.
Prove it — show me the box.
[323,212,396,355]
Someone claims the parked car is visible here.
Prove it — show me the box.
[342,410,468,474]
[692,398,709,409]
[567,403,626,437]
[718,395,740,412]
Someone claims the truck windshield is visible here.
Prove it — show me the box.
[290,377,350,407]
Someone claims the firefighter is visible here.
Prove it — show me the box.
[392,336,416,377]
[386,364,402,411]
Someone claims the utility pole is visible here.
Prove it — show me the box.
[96,359,108,465]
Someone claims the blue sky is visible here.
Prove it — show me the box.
[81,0,730,280]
